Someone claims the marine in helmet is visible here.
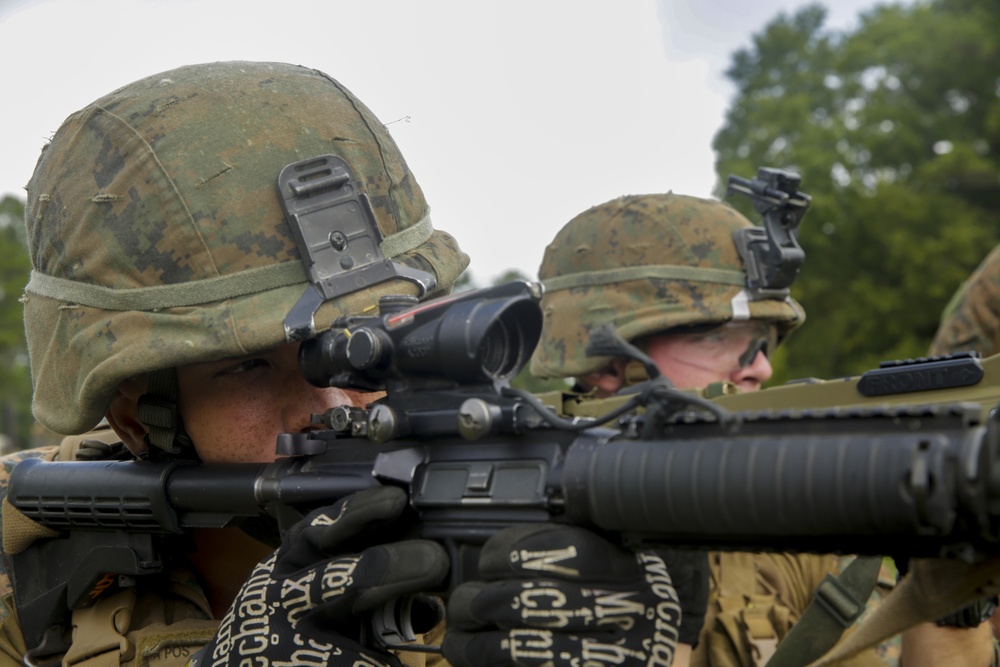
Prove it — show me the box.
[0,62,684,667]
[530,192,803,394]
[530,192,903,667]
[531,192,1000,667]
[0,59,469,666]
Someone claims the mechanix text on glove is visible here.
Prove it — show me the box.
[191,486,448,667]
[443,524,682,667]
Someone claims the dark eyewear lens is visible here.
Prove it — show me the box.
[737,325,779,368]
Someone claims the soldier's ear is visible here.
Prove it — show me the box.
[579,358,629,397]
[105,376,150,457]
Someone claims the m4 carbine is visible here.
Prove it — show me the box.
[7,281,1000,661]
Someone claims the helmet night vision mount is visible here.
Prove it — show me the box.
[280,154,439,341]
[727,167,811,297]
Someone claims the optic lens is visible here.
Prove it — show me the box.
[479,319,515,379]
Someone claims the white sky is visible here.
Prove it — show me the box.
[0,0,893,284]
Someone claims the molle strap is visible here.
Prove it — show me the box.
[716,552,759,596]
[64,589,136,666]
[741,601,779,667]
[709,554,782,667]
[137,370,185,456]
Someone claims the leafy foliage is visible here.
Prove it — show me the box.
[0,196,34,449]
[714,0,1000,382]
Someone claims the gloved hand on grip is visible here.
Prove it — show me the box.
[658,548,710,647]
[442,524,682,667]
[189,486,449,667]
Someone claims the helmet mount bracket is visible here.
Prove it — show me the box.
[279,155,436,340]
[727,167,811,299]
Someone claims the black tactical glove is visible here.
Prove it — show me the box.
[443,524,682,667]
[190,486,449,667]
[659,548,710,646]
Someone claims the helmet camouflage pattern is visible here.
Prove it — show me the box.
[530,193,805,379]
[929,243,1000,358]
[23,61,469,435]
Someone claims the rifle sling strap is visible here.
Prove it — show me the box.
[809,555,1000,666]
[765,555,882,667]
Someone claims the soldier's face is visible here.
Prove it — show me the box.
[176,341,381,463]
[643,321,777,393]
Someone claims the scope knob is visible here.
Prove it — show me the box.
[345,328,383,370]
[367,404,399,443]
[458,398,502,441]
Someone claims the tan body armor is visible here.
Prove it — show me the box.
[691,552,896,667]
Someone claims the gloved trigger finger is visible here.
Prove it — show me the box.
[297,485,410,553]
[352,539,450,612]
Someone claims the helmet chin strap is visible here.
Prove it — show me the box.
[136,368,196,459]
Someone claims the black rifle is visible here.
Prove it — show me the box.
[9,280,1000,662]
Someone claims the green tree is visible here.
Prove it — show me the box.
[0,195,33,449]
[714,1,1000,383]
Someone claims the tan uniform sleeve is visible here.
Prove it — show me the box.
[0,594,30,666]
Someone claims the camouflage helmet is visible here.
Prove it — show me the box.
[23,61,469,436]
[530,193,805,379]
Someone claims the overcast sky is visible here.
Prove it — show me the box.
[0,0,897,284]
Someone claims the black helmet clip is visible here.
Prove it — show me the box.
[279,155,436,340]
[727,167,811,298]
